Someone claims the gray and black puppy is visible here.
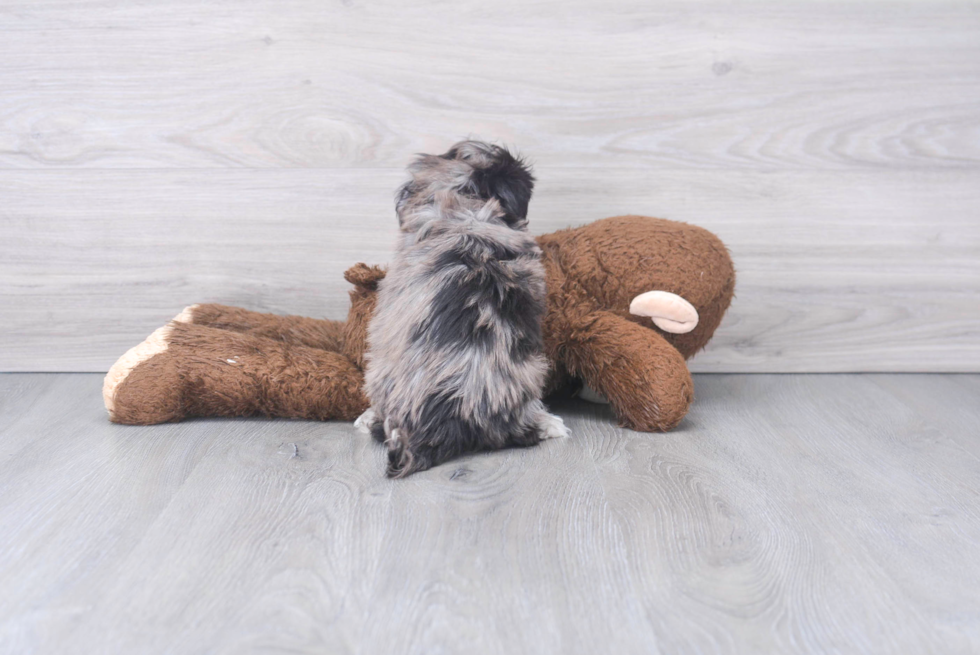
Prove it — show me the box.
[356,140,569,477]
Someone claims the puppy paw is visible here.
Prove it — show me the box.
[538,412,571,440]
[354,408,376,432]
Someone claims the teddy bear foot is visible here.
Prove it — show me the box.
[103,307,196,424]
[105,314,370,426]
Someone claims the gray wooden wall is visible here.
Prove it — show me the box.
[2,1,978,373]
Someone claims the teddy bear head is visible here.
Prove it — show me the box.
[536,215,735,360]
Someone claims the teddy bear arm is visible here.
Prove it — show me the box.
[561,311,694,432]
[341,281,377,369]
[340,263,387,368]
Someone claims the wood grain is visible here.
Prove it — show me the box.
[1,373,979,653]
[2,168,978,372]
[1,0,978,372]
[0,1,978,171]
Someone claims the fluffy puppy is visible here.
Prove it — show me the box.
[357,141,569,477]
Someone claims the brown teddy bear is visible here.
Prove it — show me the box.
[103,215,734,431]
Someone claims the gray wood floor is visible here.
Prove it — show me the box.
[1,374,978,654]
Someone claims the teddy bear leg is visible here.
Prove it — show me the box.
[104,316,368,425]
[179,303,346,352]
[560,311,694,432]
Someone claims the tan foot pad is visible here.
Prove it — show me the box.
[102,306,196,417]
[103,325,173,417]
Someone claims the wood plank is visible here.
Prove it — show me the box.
[2,168,978,372]
[353,401,649,654]
[0,1,977,170]
[2,373,979,653]
[867,373,980,461]
[0,374,393,653]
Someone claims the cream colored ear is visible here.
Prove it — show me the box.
[629,291,699,334]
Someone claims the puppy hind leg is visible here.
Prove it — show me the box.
[507,402,570,447]
[354,407,376,431]
[360,412,420,477]
[385,426,436,478]
[534,403,571,440]
[354,407,388,443]
[505,424,543,448]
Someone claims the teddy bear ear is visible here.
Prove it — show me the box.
[344,263,387,289]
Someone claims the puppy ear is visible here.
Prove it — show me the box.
[466,150,535,224]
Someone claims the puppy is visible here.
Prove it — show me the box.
[356,140,569,477]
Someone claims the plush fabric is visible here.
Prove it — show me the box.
[537,215,735,430]
[340,263,385,370]
[189,303,347,352]
[106,321,366,425]
[104,215,734,431]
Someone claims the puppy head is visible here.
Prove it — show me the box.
[442,141,535,225]
[396,140,535,232]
